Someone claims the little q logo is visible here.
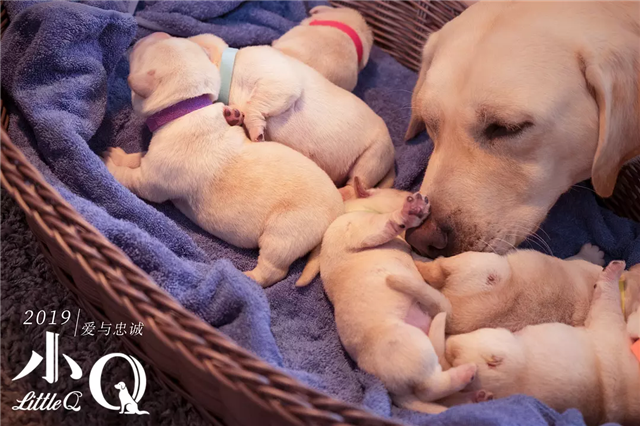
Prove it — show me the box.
[12,331,149,415]
[90,353,149,415]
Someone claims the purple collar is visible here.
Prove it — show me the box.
[146,94,213,133]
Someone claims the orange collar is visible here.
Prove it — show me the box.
[309,20,364,66]
[632,340,640,363]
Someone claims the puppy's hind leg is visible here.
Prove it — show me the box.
[240,81,302,142]
[387,276,452,317]
[103,157,173,204]
[246,249,290,288]
[344,139,395,196]
[246,212,320,288]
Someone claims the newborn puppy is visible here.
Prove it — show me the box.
[318,180,479,413]
[188,34,395,200]
[446,261,640,426]
[272,5,374,91]
[413,244,607,334]
[103,33,343,287]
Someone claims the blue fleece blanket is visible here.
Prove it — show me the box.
[2,2,637,425]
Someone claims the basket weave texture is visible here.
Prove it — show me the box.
[1,1,638,426]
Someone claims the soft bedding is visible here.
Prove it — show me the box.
[2,2,638,425]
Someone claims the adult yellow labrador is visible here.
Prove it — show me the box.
[404,1,640,258]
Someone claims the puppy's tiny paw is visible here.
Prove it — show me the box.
[578,243,605,266]
[457,363,478,385]
[223,105,244,126]
[102,147,127,167]
[473,390,495,403]
[400,193,430,228]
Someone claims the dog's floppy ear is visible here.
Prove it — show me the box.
[128,70,157,99]
[414,257,449,289]
[581,40,640,198]
[309,5,333,15]
[189,34,228,64]
[405,32,439,141]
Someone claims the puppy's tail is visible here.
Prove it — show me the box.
[296,245,321,287]
[134,410,150,415]
[386,275,452,317]
[428,312,451,370]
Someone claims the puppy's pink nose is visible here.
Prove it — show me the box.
[405,217,449,257]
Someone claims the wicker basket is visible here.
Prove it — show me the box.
[1,2,639,426]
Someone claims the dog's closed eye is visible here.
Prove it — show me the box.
[484,121,533,140]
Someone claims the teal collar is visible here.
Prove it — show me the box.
[218,47,238,105]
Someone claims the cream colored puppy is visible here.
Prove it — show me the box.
[188,34,395,200]
[272,5,374,91]
[317,180,479,413]
[446,261,640,426]
[103,33,343,288]
[411,243,608,334]
[404,1,640,257]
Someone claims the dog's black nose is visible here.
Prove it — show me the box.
[405,217,451,257]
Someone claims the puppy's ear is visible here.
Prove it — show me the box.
[189,34,228,63]
[128,70,157,98]
[414,257,449,289]
[353,176,372,198]
[405,32,439,141]
[309,5,332,15]
[580,40,640,197]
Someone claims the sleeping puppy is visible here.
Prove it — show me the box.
[445,261,640,426]
[103,33,343,288]
[188,34,395,200]
[404,1,640,257]
[411,243,609,334]
[316,180,482,413]
[272,5,374,91]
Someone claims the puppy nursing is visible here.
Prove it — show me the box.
[446,261,640,426]
[318,182,479,413]
[273,5,374,91]
[413,244,606,334]
[188,33,395,200]
[104,33,343,287]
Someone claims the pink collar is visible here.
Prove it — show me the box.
[309,20,363,66]
[146,94,213,133]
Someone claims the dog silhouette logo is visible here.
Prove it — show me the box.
[89,353,149,415]
[114,381,149,415]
